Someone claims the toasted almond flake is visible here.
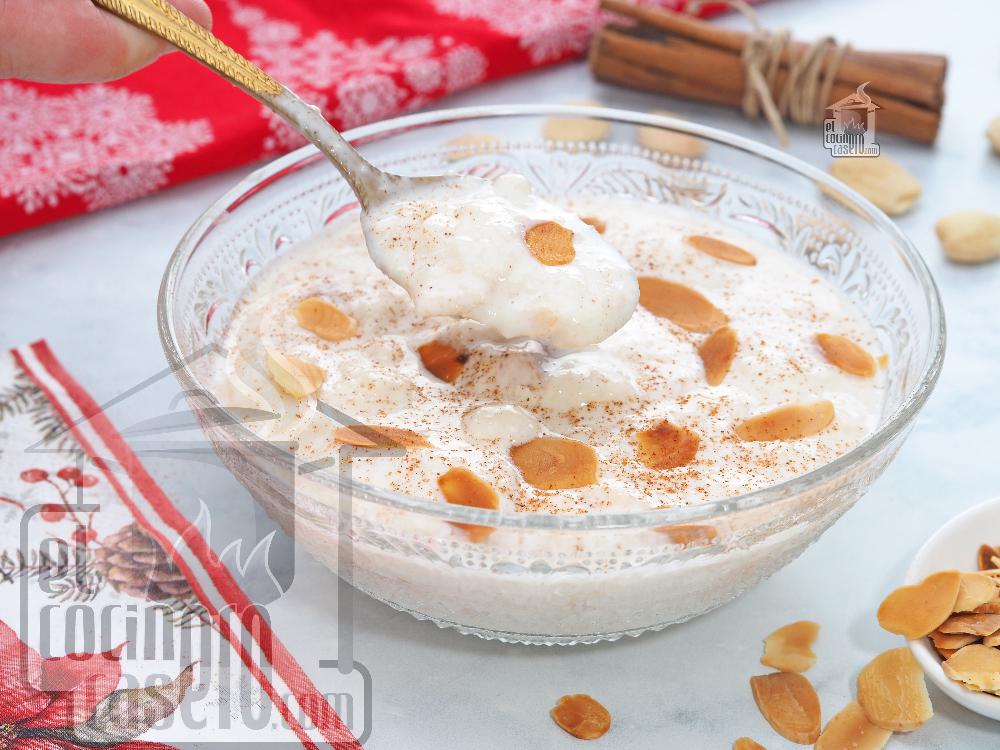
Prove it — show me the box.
[550,694,611,740]
[815,701,892,750]
[876,570,961,639]
[878,353,889,370]
[974,602,1000,614]
[332,425,430,449]
[732,739,766,750]
[954,572,999,612]
[935,645,959,659]
[293,297,358,342]
[510,437,597,490]
[749,672,821,745]
[856,647,932,732]
[638,276,728,332]
[929,630,980,650]
[942,644,1000,692]
[417,340,466,383]
[685,235,757,265]
[982,630,1000,646]
[698,326,738,385]
[816,334,876,377]
[438,467,500,543]
[655,523,718,547]
[761,621,820,673]
[264,351,325,399]
[979,544,1000,571]
[543,101,610,143]
[938,612,1000,636]
[636,420,700,470]
[443,132,502,161]
[581,215,606,233]
[735,401,835,442]
[525,221,575,266]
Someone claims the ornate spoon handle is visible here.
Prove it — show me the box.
[91,0,390,205]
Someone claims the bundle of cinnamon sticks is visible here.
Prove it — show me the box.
[589,0,946,144]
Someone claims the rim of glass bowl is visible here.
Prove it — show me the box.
[159,105,945,532]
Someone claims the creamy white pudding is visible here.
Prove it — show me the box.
[214,196,885,518]
[361,173,639,351]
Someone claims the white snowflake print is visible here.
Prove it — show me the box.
[0,83,212,215]
[227,1,489,154]
[432,0,603,63]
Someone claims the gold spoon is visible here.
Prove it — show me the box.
[90,0,438,208]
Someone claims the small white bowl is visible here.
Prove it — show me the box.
[907,495,1000,721]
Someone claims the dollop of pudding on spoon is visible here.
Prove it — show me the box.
[361,173,639,350]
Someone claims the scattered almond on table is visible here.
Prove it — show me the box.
[543,101,610,144]
[551,694,611,740]
[935,211,1000,264]
[636,110,706,158]
[443,132,502,162]
[827,155,921,216]
[761,620,820,673]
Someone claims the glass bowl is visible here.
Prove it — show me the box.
[159,105,945,645]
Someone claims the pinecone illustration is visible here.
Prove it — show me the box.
[94,523,193,601]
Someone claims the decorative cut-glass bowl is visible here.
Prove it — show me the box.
[159,106,944,645]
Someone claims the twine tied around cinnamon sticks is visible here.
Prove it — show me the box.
[689,0,849,145]
[589,0,946,144]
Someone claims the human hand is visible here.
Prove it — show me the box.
[0,0,212,83]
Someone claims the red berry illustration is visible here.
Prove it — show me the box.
[20,468,49,483]
[71,528,98,545]
[73,475,99,488]
[56,467,82,481]
[40,504,66,522]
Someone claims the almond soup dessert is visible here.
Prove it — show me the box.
[215,196,884,514]
[210,190,887,638]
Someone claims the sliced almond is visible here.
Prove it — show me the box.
[938,612,1000,636]
[954,572,999,612]
[761,621,820,673]
[332,425,430,449]
[525,221,575,266]
[443,132,502,162]
[685,235,757,266]
[293,297,358,342]
[543,101,610,143]
[438,467,500,543]
[698,326,738,385]
[638,277,727,332]
[974,602,1000,615]
[735,401,835,442]
[732,739,766,750]
[510,436,597,490]
[876,570,961,638]
[935,645,959,659]
[417,340,466,383]
[978,544,1000,571]
[749,672,821,744]
[655,524,718,547]
[636,420,700,470]
[265,351,325,399]
[942,643,1000,692]
[814,701,892,750]
[856,647,932,732]
[982,630,1000,647]
[928,630,980,650]
[816,334,876,377]
[550,694,611,740]
[581,215,606,233]
[878,353,889,370]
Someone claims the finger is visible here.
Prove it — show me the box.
[0,0,212,83]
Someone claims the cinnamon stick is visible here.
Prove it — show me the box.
[593,0,945,143]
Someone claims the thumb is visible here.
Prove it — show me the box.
[0,0,213,84]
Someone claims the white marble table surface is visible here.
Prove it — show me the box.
[3,0,1000,746]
